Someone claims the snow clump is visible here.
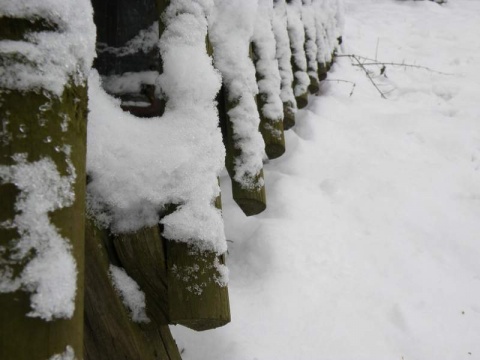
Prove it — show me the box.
[0,0,96,95]
[0,153,78,321]
[109,265,150,323]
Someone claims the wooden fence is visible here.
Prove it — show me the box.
[0,0,343,358]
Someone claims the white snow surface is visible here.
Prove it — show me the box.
[172,0,480,359]
[109,265,150,323]
[0,0,95,95]
[0,153,77,321]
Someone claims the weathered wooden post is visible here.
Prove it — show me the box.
[272,0,298,130]
[302,0,321,94]
[217,83,267,215]
[221,90,268,216]
[0,2,94,358]
[91,0,166,116]
[166,239,231,331]
[112,227,169,325]
[312,0,329,81]
[252,0,286,160]
[210,0,268,216]
[84,219,181,360]
[159,1,231,331]
[286,0,310,109]
[85,0,182,357]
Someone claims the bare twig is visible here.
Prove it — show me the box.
[351,55,387,98]
[324,79,356,97]
[335,53,454,99]
[338,54,453,76]
[352,62,453,76]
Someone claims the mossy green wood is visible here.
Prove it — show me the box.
[165,193,231,331]
[213,42,266,215]
[307,75,320,94]
[252,43,286,160]
[301,13,320,94]
[271,2,296,131]
[0,71,87,360]
[112,227,169,325]
[221,90,267,216]
[160,33,230,332]
[317,61,328,81]
[167,240,230,331]
[257,92,286,159]
[326,60,332,72]
[295,88,309,109]
[286,3,309,109]
[84,219,181,360]
[282,101,296,130]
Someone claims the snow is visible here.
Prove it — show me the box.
[101,71,160,96]
[209,0,266,189]
[0,153,77,321]
[87,0,227,254]
[286,0,310,96]
[48,346,75,360]
[252,0,284,122]
[171,0,480,359]
[97,22,159,57]
[272,0,297,111]
[301,0,319,82]
[0,0,95,95]
[109,265,150,323]
[313,0,342,65]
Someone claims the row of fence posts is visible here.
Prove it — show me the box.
[0,0,341,358]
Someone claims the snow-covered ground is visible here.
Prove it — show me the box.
[172,1,480,359]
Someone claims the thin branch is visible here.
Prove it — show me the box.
[351,55,387,99]
[324,79,356,97]
[337,54,453,76]
[352,61,454,76]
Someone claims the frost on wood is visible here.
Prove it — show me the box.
[109,265,150,323]
[87,0,227,254]
[0,0,96,95]
[286,0,310,96]
[272,0,297,112]
[252,0,284,123]
[0,153,77,321]
[170,254,229,296]
[209,0,266,189]
[49,346,76,360]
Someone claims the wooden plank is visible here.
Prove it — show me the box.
[167,241,230,331]
[84,219,181,360]
[112,226,169,325]
[0,37,88,358]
